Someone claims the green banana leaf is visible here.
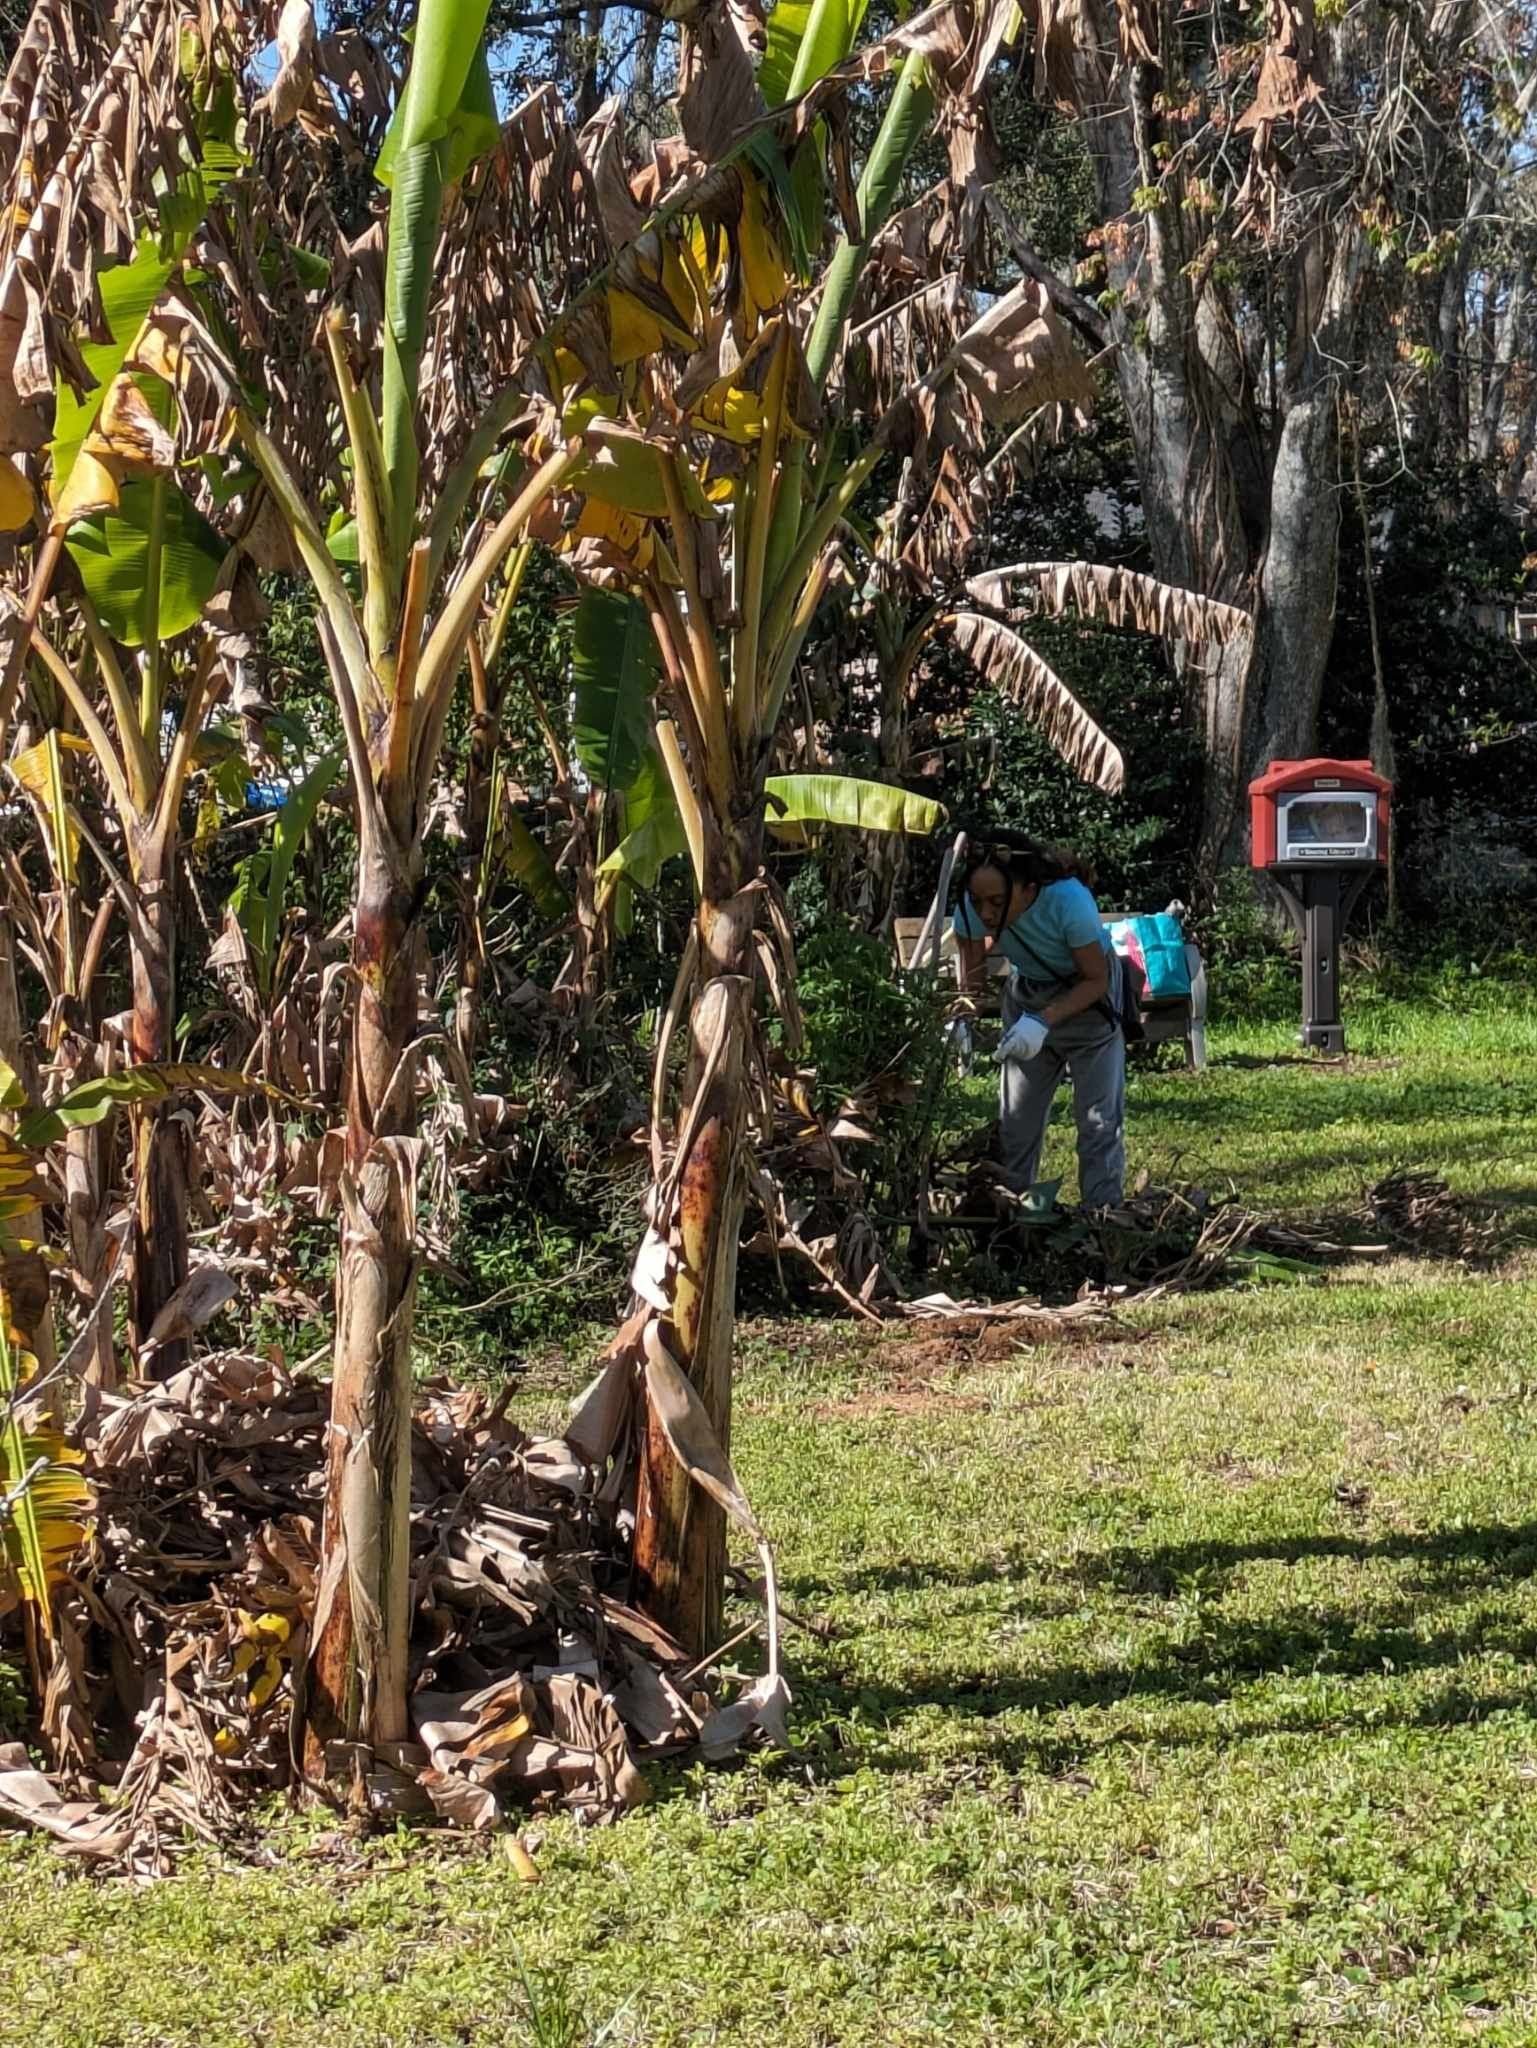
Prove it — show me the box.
[18,1063,286,1150]
[760,0,872,104]
[500,805,568,922]
[764,774,945,839]
[65,480,225,645]
[375,0,498,566]
[571,589,661,793]
[619,744,674,841]
[231,751,341,995]
[598,803,689,897]
[757,0,872,265]
[598,772,945,896]
[374,4,498,188]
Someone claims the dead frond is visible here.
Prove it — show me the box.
[966,561,1254,646]
[941,608,1126,793]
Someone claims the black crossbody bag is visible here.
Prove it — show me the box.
[999,917,1143,1043]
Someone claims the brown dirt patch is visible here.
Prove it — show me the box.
[810,1385,991,1421]
[875,1314,1141,1381]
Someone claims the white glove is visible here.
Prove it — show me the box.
[997,1012,1049,1064]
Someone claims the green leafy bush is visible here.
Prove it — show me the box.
[787,915,945,1102]
[0,1653,24,1736]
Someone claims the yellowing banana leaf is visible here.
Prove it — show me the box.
[736,169,792,332]
[0,1302,87,1635]
[686,319,817,446]
[0,1133,48,1205]
[0,1429,89,1612]
[51,136,245,505]
[565,413,670,518]
[561,404,715,522]
[8,731,90,880]
[18,1064,290,1150]
[607,288,668,367]
[548,496,657,577]
[0,456,35,533]
[599,772,944,899]
[763,774,945,840]
[0,1057,27,1114]
[607,235,703,364]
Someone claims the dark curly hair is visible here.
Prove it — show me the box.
[958,828,1096,901]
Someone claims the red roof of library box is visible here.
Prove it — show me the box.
[1249,759,1392,869]
[1247,758,1392,801]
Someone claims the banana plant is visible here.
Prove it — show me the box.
[230,0,592,1770]
[0,34,265,1381]
[487,0,1108,1654]
[522,0,1250,1658]
[222,0,999,1732]
[19,485,244,1379]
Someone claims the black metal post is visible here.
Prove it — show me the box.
[1269,868,1372,1054]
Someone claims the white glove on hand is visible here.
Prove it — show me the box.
[997,1012,1049,1064]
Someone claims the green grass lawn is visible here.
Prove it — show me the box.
[4,994,1537,2046]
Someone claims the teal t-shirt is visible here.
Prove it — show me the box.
[953,877,1110,981]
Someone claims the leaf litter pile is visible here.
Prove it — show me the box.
[920,1134,1510,1299]
[1,1152,1506,1877]
[1366,1169,1506,1267]
[0,1337,779,1877]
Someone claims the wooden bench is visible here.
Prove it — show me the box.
[894,904,1208,1072]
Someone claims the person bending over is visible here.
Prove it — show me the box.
[953,840,1126,1210]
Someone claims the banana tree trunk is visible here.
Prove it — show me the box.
[454,693,499,1063]
[632,847,757,1655]
[0,909,58,1394]
[65,1114,116,1390]
[303,823,423,1775]
[127,829,188,1377]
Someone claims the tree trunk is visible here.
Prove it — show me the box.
[631,858,757,1656]
[1068,2,1372,882]
[1203,221,1367,867]
[303,825,423,1777]
[127,831,189,1376]
[1475,260,1530,465]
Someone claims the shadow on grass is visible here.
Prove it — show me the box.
[771,1519,1537,1777]
[785,1519,1537,1606]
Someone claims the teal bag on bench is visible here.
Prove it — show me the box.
[1124,912,1191,1001]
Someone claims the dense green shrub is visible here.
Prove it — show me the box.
[1326,462,1537,950]
[784,912,944,1102]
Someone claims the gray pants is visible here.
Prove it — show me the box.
[1000,970,1126,1208]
